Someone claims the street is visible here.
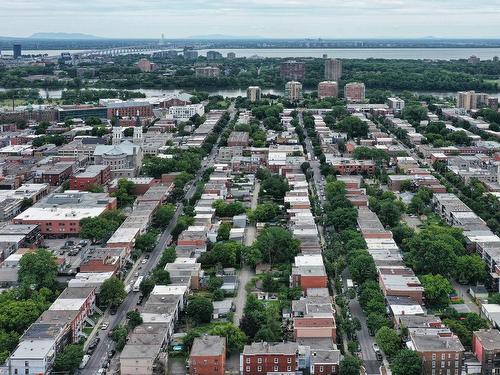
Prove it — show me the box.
[233,181,260,326]
[82,109,233,374]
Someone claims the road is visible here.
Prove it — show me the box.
[233,182,260,326]
[82,108,234,374]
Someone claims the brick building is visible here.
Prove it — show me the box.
[70,165,111,191]
[280,61,305,81]
[189,335,226,375]
[472,329,500,374]
[242,342,299,375]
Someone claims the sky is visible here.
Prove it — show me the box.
[1,0,500,39]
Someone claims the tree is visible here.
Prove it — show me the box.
[153,204,176,229]
[207,323,247,353]
[186,297,213,324]
[260,175,289,200]
[152,269,171,285]
[18,249,58,289]
[337,116,369,138]
[249,202,280,222]
[217,222,232,241]
[207,276,224,292]
[212,200,246,217]
[100,277,127,308]
[0,330,19,363]
[378,200,403,227]
[340,355,362,375]
[199,241,243,268]
[348,251,377,284]
[112,325,128,351]
[326,207,358,230]
[255,226,299,266]
[53,343,84,374]
[367,313,390,334]
[455,255,486,285]
[390,349,422,375]
[403,105,428,123]
[135,230,158,253]
[157,247,176,268]
[375,327,401,357]
[421,274,453,308]
[126,310,143,329]
[111,179,136,207]
[241,246,263,268]
[139,278,155,297]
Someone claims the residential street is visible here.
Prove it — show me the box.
[233,182,260,326]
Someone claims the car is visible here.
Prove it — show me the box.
[86,347,95,355]
[107,350,116,359]
[372,343,380,353]
[79,240,88,246]
[141,259,147,264]
[101,322,109,330]
[134,271,139,277]
[144,255,150,260]
[109,307,117,315]
[137,295,144,305]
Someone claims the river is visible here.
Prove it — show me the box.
[2,87,500,100]
[5,47,500,60]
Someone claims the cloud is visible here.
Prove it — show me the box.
[0,0,500,38]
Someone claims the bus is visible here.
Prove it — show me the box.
[79,354,90,369]
[133,276,144,292]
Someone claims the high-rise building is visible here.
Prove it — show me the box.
[285,81,303,102]
[468,55,481,64]
[488,97,499,111]
[324,58,342,81]
[184,49,198,60]
[388,97,405,113]
[344,82,365,103]
[318,81,338,99]
[195,66,220,78]
[227,52,236,59]
[280,60,305,81]
[206,51,223,60]
[136,58,157,72]
[457,91,477,110]
[247,86,262,102]
[13,44,22,59]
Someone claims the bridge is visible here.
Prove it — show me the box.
[73,45,178,58]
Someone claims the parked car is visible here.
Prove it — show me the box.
[101,322,109,330]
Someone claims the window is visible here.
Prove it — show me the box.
[455,354,459,360]
[287,366,291,371]
[319,366,324,372]
[246,358,250,364]
[246,366,250,372]
[24,370,29,375]
[432,354,436,360]
[24,362,28,367]
[257,366,262,372]
[258,358,262,364]
[441,361,445,368]
[274,366,278,372]
[14,370,18,375]
[454,361,458,367]
[432,370,435,375]
[441,354,445,360]
[274,358,278,364]
[432,361,436,368]
[287,358,291,364]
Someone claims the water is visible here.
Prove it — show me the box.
[2,87,499,100]
[3,47,500,60]
[197,48,500,60]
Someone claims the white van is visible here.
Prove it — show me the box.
[79,354,90,369]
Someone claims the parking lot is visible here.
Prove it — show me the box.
[44,237,91,274]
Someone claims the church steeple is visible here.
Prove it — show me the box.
[112,110,122,145]
[133,110,143,146]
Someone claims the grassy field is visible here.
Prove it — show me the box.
[0,98,63,108]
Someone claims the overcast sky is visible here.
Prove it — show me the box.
[1,0,500,39]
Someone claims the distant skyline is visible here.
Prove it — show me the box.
[1,0,500,39]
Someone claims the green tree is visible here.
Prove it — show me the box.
[139,278,155,297]
[0,330,19,363]
[260,175,289,200]
[112,325,128,351]
[217,222,232,241]
[126,310,143,329]
[367,313,390,334]
[402,105,428,123]
[255,226,299,266]
[135,230,158,253]
[111,179,136,207]
[390,349,422,375]
[340,355,362,375]
[153,203,176,229]
[241,246,263,268]
[18,249,58,289]
[100,277,127,308]
[207,276,224,292]
[455,255,486,285]
[348,251,377,284]
[249,203,280,222]
[375,327,401,357]
[186,297,213,324]
[53,343,84,374]
[157,247,177,268]
[199,241,243,268]
[421,274,453,308]
[337,116,369,138]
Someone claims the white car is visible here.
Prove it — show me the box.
[101,322,109,330]
[141,259,148,264]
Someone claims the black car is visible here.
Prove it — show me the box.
[137,295,144,305]
[109,307,117,315]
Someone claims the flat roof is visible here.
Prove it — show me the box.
[190,335,226,357]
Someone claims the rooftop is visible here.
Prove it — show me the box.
[190,335,226,357]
